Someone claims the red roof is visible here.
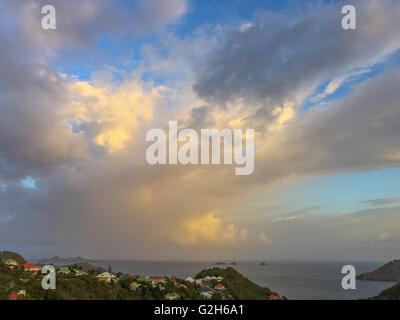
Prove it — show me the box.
[9,294,18,300]
[268,292,281,299]
[150,276,165,280]
[23,263,40,269]
[215,284,225,289]
[170,276,177,280]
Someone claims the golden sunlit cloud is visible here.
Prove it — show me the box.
[268,103,295,133]
[172,213,248,246]
[67,80,162,152]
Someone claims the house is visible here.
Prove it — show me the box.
[149,276,167,284]
[165,293,180,300]
[74,269,88,276]
[214,284,225,290]
[137,275,157,287]
[58,267,70,274]
[137,275,152,282]
[170,276,177,281]
[179,284,187,289]
[149,276,167,288]
[96,272,117,283]
[268,292,282,300]
[203,276,223,282]
[185,277,195,283]
[200,292,213,299]
[4,259,18,269]
[22,263,41,273]
[17,290,26,297]
[9,290,26,300]
[9,293,18,300]
[129,282,141,291]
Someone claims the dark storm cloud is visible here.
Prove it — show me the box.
[0,22,87,181]
[193,0,400,113]
[254,68,400,183]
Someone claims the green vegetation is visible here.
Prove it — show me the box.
[0,252,280,300]
[0,260,202,300]
[195,267,274,300]
[0,251,25,264]
[370,283,400,300]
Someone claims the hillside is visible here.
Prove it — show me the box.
[357,260,400,282]
[369,283,400,300]
[0,260,201,300]
[195,267,277,300]
[1,256,281,300]
[0,251,26,264]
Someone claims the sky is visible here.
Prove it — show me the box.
[0,0,400,261]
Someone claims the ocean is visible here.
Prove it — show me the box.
[87,260,396,300]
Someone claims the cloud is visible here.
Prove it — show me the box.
[1,0,400,261]
[193,0,400,121]
[256,232,272,244]
[1,0,188,50]
[67,80,161,152]
[172,213,248,246]
[361,198,400,206]
[241,205,400,260]
[252,68,400,185]
[272,206,326,222]
[0,29,87,181]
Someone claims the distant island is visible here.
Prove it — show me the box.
[357,259,400,282]
[213,261,237,266]
[38,256,99,265]
[359,259,400,300]
[69,262,106,273]
[260,262,268,266]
